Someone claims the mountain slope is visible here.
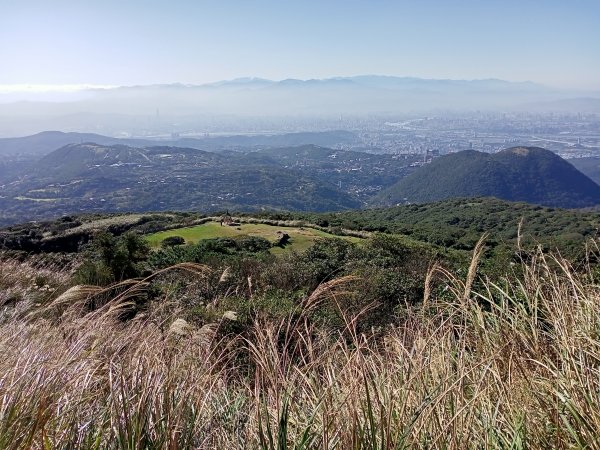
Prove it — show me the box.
[0,130,359,156]
[569,157,600,185]
[376,147,600,208]
[0,143,361,224]
[0,131,123,156]
[291,197,600,256]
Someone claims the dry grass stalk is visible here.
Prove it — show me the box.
[0,256,598,447]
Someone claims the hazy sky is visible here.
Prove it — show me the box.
[1,0,599,89]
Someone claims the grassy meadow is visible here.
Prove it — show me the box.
[146,220,362,254]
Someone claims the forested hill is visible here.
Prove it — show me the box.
[281,197,600,254]
[376,146,600,208]
[0,143,361,225]
[0,142,423,226]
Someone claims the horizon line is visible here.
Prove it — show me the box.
[0,75,547,94]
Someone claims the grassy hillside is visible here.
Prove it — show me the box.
[1,215,600,447]
[377,146,600,208]
[4,197,600,261]
[146,221,362,254]
[267,197,600,257]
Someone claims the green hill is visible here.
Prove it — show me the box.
[301,197,600,254]
[376,146,600,208]
[0,143,361,224]
[259,197,600,257]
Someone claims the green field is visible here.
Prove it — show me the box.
[146,221,361,254]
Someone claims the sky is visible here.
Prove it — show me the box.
[0,0,599,90]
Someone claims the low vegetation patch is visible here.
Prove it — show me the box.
[0,236,599,447]
[146,221,362,254]
[1,204,600,447]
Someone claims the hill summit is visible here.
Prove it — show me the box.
[376,146,600,208]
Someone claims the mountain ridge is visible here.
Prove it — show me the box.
[0,76,578,120]
[0,130,360,156]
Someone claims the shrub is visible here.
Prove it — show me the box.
[75,232,150,284]
[161,236,186,247]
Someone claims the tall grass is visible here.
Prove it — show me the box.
[0,248,599,448]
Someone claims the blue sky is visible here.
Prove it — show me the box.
[1,0,599,89]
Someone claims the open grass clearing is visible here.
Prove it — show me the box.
[146,220,362,254]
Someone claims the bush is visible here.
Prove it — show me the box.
[161,236,186,247]
[236,236,272,253]
[149,236,274,270]
[75,232,150,284]
[299,238,356,286]
[73,260,114,286]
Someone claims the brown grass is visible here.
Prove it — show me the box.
[0,249,599,448]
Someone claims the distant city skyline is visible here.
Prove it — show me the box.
[1,0,599,90]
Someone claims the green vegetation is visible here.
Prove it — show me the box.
[1,219,600,446]
[146,221,361,254]
[75,232,150,285]
[160,235,185,247]
[0,213,179,253]
[2,142,415,226]
[285,197,600,258]
[3,197,600,267]
[377,146,600,208]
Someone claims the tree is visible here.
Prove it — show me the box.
[77,232,150,284]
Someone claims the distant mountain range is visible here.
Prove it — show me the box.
[377,147,600,208]
[199,76,545,91]
[1,76,597,121]
[1,75,597,137]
